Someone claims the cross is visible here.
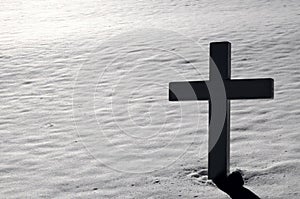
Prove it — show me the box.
[169,42,274,180]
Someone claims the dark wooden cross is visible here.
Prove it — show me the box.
[169,42,274,180]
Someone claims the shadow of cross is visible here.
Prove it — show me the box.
[169,42,274,180]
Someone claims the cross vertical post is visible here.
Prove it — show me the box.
[208,42,231,180]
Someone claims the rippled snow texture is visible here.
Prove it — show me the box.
[0,0,299,198]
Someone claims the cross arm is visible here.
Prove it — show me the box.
[169,78,274,101]
[169,81,209,101]
[224,78,274,99]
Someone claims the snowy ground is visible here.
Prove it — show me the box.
[0,0,299,198]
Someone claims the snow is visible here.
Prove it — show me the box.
[0,0,299,198]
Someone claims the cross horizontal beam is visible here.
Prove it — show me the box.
[169,78,274,101]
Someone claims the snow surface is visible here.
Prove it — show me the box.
[0,0,299,198]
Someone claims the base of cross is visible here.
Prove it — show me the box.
[213,170,260,199]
